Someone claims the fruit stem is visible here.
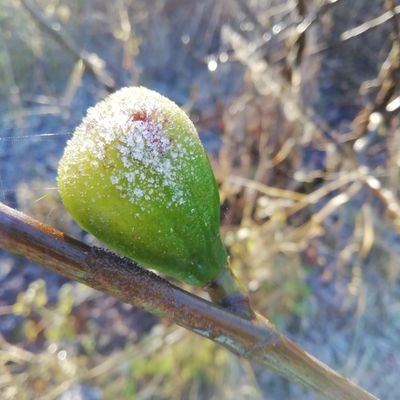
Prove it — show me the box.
[206,266,255,320]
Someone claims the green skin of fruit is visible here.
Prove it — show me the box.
[57,87,227,286]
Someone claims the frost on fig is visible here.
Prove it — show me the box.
[57,87,227,286]
[64,88,198,211]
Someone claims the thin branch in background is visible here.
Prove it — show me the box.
[384,0,400,39]
[0,202,378,400]
[62,60,85,108]
[351,14,400,139]
[342,5,400,42]
[20,0,115,91]
[284,0,308,85]
[311,4,400,55]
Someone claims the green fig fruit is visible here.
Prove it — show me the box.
[57,86,227,286]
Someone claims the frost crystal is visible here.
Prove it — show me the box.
[70,87,199,213]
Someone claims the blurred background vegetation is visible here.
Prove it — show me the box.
[1,0,400,399]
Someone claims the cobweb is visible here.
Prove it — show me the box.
[0,131,70,213]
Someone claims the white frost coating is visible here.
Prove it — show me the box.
[67,87,200,213]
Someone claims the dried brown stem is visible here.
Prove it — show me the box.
[0,202,378,400]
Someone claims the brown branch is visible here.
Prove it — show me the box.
[0,202,378,400]
[20,0,115,91]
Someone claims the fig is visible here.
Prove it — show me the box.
[58,86,253,318]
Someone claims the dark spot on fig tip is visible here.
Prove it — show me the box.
[130,110,149,122]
